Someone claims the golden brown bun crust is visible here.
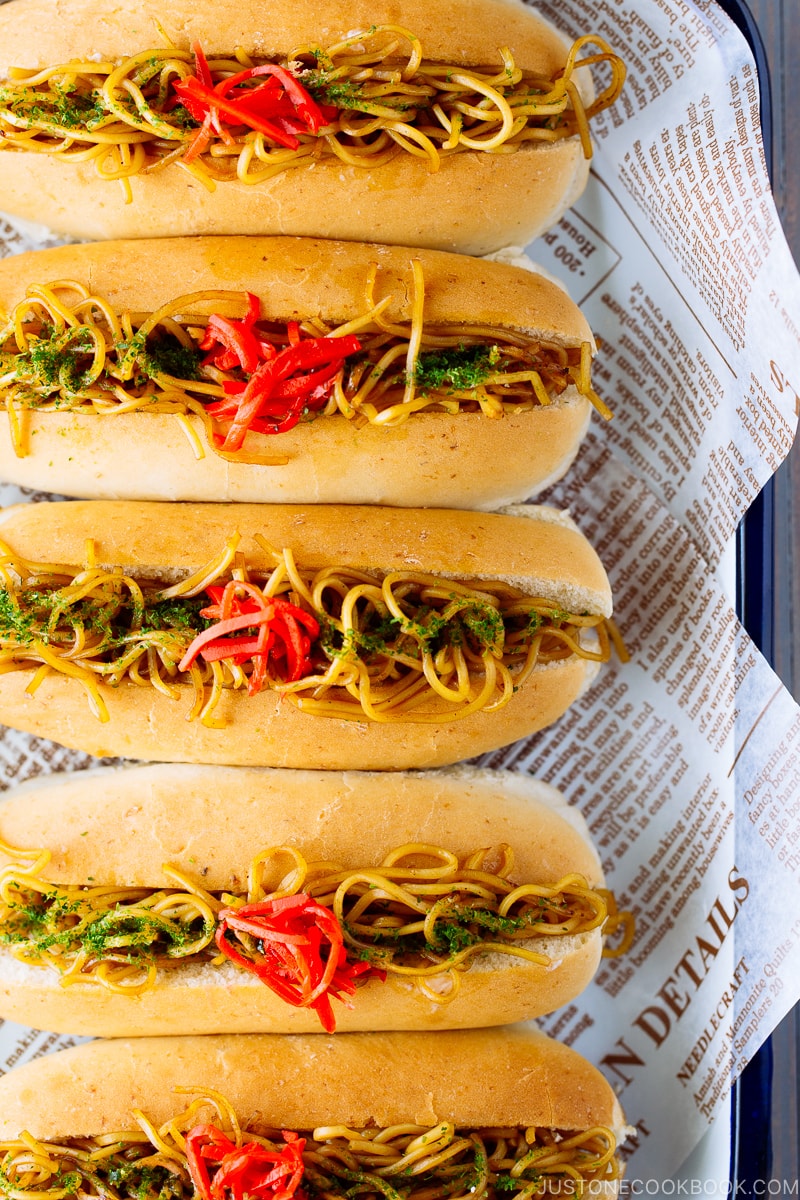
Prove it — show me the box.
[0,4,592,250]
[0,501,613,612]
[0,0,576,74]
[0,502,609,766]
[0,1028,626,1140]
[0,237,594,504]
[0,766,603,1034]
[0,238,594,344]
[0,140,588,253]
[0,935,602,1036]
[0,651,598,768]
[0,403,591,507]
[0,764,603,888]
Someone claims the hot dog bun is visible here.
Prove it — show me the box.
[0,0,605,251]
[0,765,602,889]
[0,1028,628,1195]
[0,763,607,1035]
[0,500,613,768]
[0,236,595,507]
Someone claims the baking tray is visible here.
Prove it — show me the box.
[720,0,776,1189]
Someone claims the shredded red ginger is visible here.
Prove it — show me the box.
[215,894,385,1032]
[196,289,362,450]
[178,581,319,694]
[186,1124,307,1200]
[173,40,331,161]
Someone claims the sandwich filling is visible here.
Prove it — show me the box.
[0,535,621,726]
[0,1096,622,1199]
[0,270,608,463]
[0,27,626,198]
[0,839,633,1031]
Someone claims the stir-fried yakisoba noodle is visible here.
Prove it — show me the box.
[0,28,626,201]
[0,534,623,728]
[0,1088,623,1199]
[0,265,608,464]
[0,836,632,1016]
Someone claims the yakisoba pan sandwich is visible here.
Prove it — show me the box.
[0,763,633,1035]
[0,236,607,507]
[0,500,619,767]
[0,1029,630,1196]
[0,0,625,251]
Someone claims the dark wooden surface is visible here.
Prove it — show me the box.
[742,2,799,1185]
